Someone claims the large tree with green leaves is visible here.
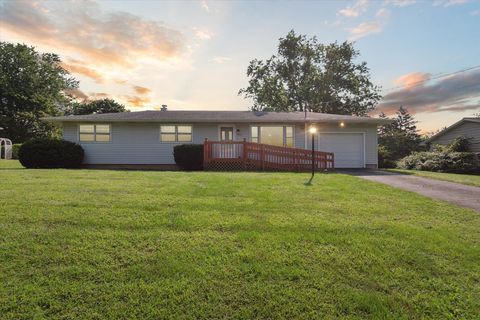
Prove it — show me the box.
[378,106,424,168]
[67,98,128,115]
[0,42,78,143]
[239,30,381,115]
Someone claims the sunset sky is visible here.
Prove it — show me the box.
[1,0,479,132]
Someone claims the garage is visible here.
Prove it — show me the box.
[317,133,365,168]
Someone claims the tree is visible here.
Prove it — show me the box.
[0,42,78,143]
[378,106,423,168]
[68,98,128,115]
[239,30,381,115]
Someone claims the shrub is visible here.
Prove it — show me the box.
[446,136,471,152]
[397,151,479,174]
[12,144,21,159]
[432,136,471,153]
[18,139,84,168]
[378,145,396,168]
[173,144,203,170]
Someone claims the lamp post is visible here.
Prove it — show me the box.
[309,125,317,179]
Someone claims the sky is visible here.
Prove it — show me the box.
[1,0,479,133]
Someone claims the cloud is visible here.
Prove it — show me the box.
[124,95,151,107]
[377,69,480,114]
[114,79,128,85]
[89,92,110,99]
[348,21,383,39]
[194,28,214,40]
[376,8,390,18]
[200,1,210,12]
[395,72,431,89]
[385,0,416,7]
[211,56,231,64]
[0,0,185,68]
[338,0,369,17]
[433,0,469,6]
[347,7,389,40]
[65,88,89,101]
[60,59,104,83]
[133,86,151,95]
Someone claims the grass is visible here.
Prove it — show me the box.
[387,169,480,187]
[1,160,479,319]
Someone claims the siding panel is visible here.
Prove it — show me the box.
[430,122,480,153]
[63,122,378,165]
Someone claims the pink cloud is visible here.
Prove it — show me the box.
[394,72,431,89]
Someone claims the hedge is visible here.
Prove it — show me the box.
[173,144,203,170]
[18,139,84,168]
[397,151,479,174]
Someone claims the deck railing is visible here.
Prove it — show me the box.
[203,139,334,171]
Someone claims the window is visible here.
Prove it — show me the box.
[160,125,192,142]
[285,126,294,147]
[79,124,110,142]
[251,126,259,143]
[250,126,294,147]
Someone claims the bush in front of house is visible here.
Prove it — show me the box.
[397,151,479,174]
[173,144,204,170]
[432,136,471,153]
[396,136,479,174]
[18,139,84,168]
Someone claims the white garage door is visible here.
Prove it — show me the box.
[318,133,364,168]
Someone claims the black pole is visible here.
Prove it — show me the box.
[311,133,315,178]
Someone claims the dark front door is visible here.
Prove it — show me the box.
[220,127,234,141]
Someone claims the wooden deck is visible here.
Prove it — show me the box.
[203,139,334,172]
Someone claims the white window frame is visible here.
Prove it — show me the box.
[78,124,111,143]
[249,125,295,147]
[159,124,193,143]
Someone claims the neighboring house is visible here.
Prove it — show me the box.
[44,110,390,169]
[427,117,480,153]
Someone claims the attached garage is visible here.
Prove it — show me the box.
[318,133,365,168]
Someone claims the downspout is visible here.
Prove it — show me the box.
[304,107,308,149]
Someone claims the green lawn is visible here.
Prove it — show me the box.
[387,169,480,187]
[1,160,479,319]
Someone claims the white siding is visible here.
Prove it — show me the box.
[430,122,480,153]
[63,122,378,165]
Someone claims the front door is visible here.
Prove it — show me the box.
[220,126,234,141]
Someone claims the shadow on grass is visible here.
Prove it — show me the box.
[304,175,314,186]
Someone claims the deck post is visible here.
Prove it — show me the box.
[261,144,265,171]
[242,139,247,170]
[293,149,297,172]
[203,138,208,169]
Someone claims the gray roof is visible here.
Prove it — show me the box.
[43,110,391,124]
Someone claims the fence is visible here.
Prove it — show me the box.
[203,139,334,171]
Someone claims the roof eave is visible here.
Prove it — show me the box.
[42,117,391,124]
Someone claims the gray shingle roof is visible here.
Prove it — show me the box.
[43,110,390,124]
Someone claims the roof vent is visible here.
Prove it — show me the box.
[161,105,168,111]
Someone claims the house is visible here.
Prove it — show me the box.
[427,117,480,153]
[44,110,390,169]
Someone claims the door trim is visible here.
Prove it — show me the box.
[217,124,236,141]
[317,132,366,168]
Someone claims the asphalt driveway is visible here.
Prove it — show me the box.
[340,170,480,212]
